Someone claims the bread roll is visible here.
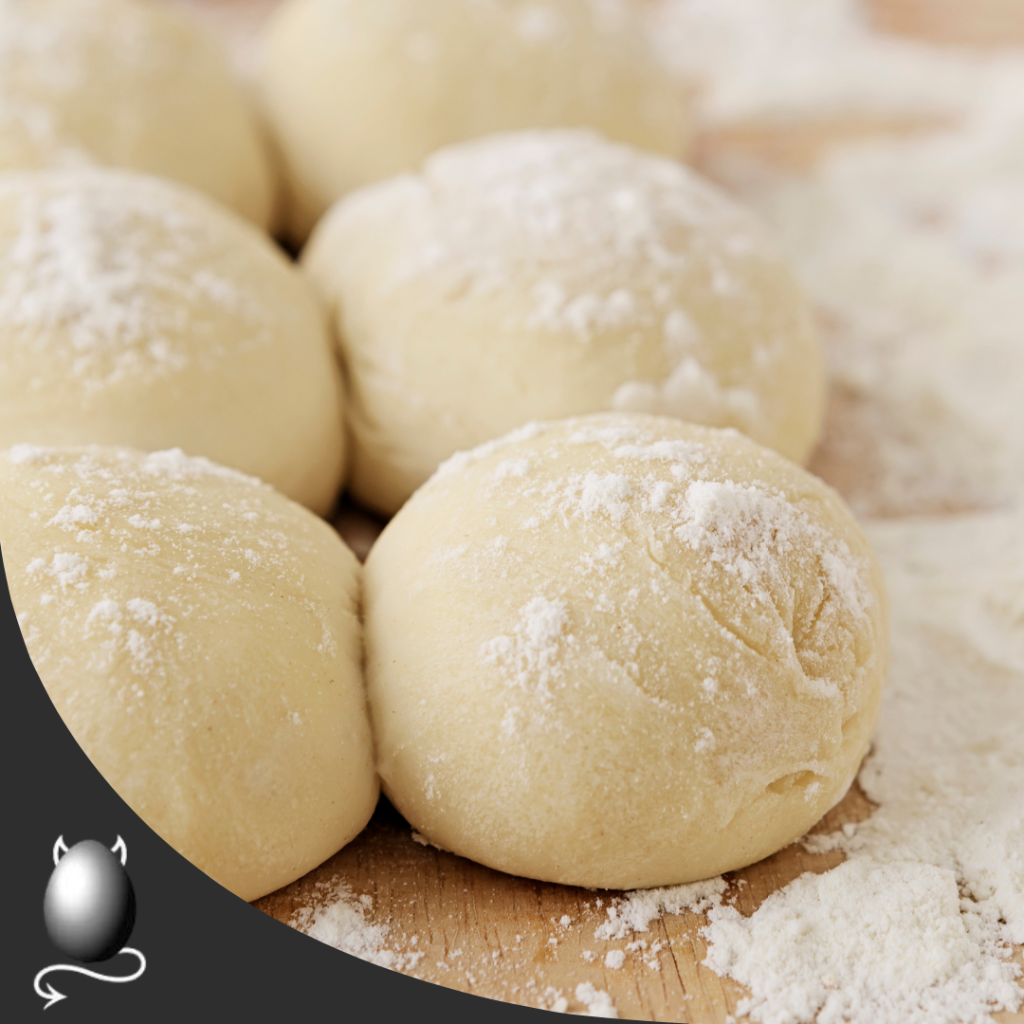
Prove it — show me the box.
[363,414,887,889]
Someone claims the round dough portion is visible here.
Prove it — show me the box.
[364,413,887,889]
[1,444,378,902]
[305,131,825,517]
[261,0,690,241]
[0,0,275,229]
[0,169,345,515]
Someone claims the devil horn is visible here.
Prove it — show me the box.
[52,836,69,866]
[110,835,127,866]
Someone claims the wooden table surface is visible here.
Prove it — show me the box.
[166,0,1024,1019]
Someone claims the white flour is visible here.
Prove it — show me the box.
[481,595,572,700]
[573,982,619,1017]
[645,0,1012,129]
[595,877,728,941]
[297,880,424,973]
[705,860,1018,1024]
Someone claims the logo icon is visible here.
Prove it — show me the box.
[34,836,147,1010]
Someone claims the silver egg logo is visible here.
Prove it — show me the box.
[33,836,147,1010]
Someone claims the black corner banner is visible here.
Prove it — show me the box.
[1,549,548,1023]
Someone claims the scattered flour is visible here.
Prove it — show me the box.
[296,880,423,973]
[603,949,625,970]
[675,479,871,619]
[644,0,1011,129]
[572,472,633,524]
[573,982,619,1018]
[764,127,1024,515]
[595,877,729,941]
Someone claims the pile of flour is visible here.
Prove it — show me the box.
[293,880,424,974]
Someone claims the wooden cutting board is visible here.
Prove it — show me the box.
[168,1,1024,1018]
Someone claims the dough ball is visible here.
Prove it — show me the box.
[1,444,378,902]
[0,169,345,516]
[364,413,887,889]
[305,130,825,517]
[261,0,690,241]
[0,0,276,230]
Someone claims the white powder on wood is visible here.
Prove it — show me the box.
[573,982,619,1018]
[603,950,625,970]
[645,0,1003,129]
[595,878,728,941]
[298,880,423,973]
[704,860,1020,1024]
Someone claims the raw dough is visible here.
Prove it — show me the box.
[2,444,378,902]
[260,0,690,241]
[0,0,275,229]
[0,168,345,515]
[304,130,825,517]
[363,413,887,889]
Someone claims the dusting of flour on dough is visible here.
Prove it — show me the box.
[0,171,271,391]
[482,596,573,700]
[676,479,872,619]
[4,445,339,685]
[613,356,760,436]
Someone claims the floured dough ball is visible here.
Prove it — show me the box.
[0,0,275,229]
[261,0,690,241]
[305,130,825,517]
[1,444,378,902]
[0,169,345,515]
[364,413,887,889]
